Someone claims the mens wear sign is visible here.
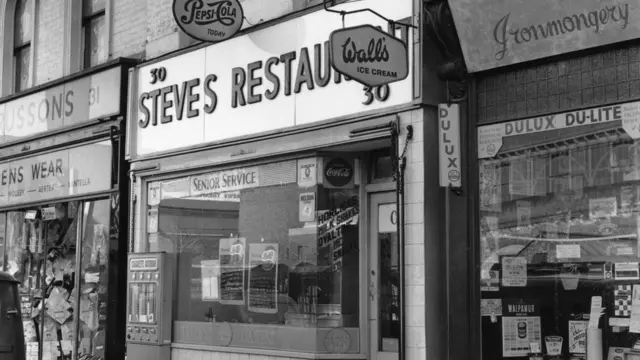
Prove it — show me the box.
[128,0,413,158]
[0,67,121,144]
[447,0,640,72]
[329,24,409,87]
[0,141,112,207]
[173,0,244,42]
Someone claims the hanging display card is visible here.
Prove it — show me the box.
[502,317,542,357]
[481,270,500,292]
[502,257,527,287]
[480,164,502,213]
[631,285,640,333]
[481,299,503,317]
[41,207,56,221]
[248,243,279,314]
[201,260,220,301]
[568,320,588,354]
[299,192,316,222]
[545,336,563,356]
[516,201,531,229]
[218,238,246,305]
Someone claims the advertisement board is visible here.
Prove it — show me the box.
[0,141,112,207]
[128,0,414,159]
[448,0,640,72]
[0,67,121,144]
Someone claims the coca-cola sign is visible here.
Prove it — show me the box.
[173,0,244,43]
[324,157,353,188]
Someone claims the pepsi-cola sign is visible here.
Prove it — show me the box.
[324,157,353,188]
[173,0,244,43]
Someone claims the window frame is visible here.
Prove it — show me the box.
[81,1,106,70]
[4,0,34,95]
[132,153,370,355]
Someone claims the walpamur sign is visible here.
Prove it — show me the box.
[0,141,112,207]
[478,101,640,158]
[447,0,640,72]
[129,0,413,158]
[173,0,244,42]
[0,67,121,144]
[329,24,409,87]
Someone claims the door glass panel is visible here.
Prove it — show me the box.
[377,202,399,352]
[77,199,111,359]
[3,202,80,360]
[0,213,6,270]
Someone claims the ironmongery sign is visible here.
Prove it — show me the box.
[447,0,639,72]
[329,25,408,87]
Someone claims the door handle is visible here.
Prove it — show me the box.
[6,309,18,316]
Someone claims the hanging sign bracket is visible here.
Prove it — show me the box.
[323,0,418,30]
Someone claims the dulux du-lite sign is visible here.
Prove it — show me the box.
[0,66,121,144]
[447,0,640,72]
[128,0,414,159]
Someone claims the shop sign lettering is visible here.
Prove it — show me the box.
[131,0,415,158]
[329,24,409,87]
[190,167,259,196]
[173,0,244,43]
[447,0,640,72]
[0,67,121,144]
[0,141,112,207]
[478,100,640,159]
[324,157,354,188]
[438,104,461,188]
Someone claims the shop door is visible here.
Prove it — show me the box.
[368,192,399,360]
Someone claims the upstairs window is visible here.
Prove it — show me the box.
[13,0,32,93]
[82,0,106,69]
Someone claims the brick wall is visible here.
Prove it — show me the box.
[110,0,147,59]
[477,42,640,125]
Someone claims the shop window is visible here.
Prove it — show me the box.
[82,0,106,69]
[370,148,394,181]
[478,116,640,359]
[13,0,32,93]
[1,199,111,360]
[138,156,361,350]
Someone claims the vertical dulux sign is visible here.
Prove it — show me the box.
[439,103,461,188]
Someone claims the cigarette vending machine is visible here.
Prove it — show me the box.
[126,252,173,360]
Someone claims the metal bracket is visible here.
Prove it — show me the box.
[324,0,418,30]
[448,183,463,196]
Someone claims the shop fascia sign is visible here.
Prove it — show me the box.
[0,141,112,207]
[478,101,640,158]
[130,0,413,158]
[447,0,638,72]
[329,24,409,87]
[172,0,244,43]
[0,67,121,145]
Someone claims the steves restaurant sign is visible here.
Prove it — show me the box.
[128,0,414,158]
[0,67,121,144]
[447,0,640,72]
[0,141,112,207]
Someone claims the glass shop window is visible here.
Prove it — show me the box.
[1,200,111,360]
[478,114,640,360]
[138,157,360,329]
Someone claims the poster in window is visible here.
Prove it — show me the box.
[516,201,531,229]
[480,163,502,212]
[568,320,588,354]
[219,237,246,305]
[201,260,220,302]
[509,159,532,197]
[502,257,527,287]
[589,198,618,219]
[248,243,279,314]
[502,316,542,357]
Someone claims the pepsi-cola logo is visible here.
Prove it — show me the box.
[324,158,353,187]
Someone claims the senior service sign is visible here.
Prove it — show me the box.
[447,0,640,72]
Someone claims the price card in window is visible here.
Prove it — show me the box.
[299,192,316,222]
[148,182,161,206]
[41,207,57,221]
